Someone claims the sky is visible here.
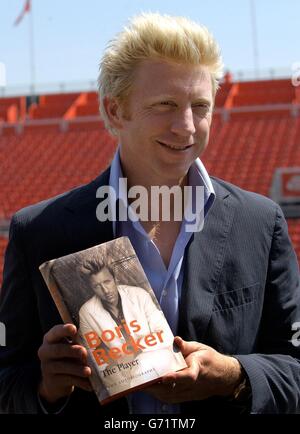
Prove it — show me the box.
[0,0,299,91]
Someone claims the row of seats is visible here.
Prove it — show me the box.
[1,78,298,123]
[0,96,26,122]
[232,92,295,106]
[205,116,300,195]
[1,117,299,215]
[0,127,116,220]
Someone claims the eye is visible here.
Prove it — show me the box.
[158,101,176,107]
[192,104,211,115]
[193,103,210,109]
[153,101,176,111]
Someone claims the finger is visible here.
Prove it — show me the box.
[174,336,202,357]
[161,373,177,385]
[44,324,77,344]
[56,375,93,392]
[47,360,91,378]
[39,343,88,363]
[162,357,201,386]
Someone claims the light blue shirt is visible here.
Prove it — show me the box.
[108,147,215,414]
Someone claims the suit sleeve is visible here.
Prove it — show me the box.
[235,205,300,414]
[0,215,43,414]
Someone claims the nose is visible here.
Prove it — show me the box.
[170,106,196,137]
[102,284,110,295]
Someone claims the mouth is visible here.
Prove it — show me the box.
[157,140,193,151]
[106,295,115,301]
[105,297,115,304]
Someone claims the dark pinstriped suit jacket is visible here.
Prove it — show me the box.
[0,168,299,414]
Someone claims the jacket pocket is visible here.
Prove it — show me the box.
[207,283,262,354]
[213,282,261,312]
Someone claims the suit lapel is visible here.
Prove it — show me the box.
[178,180,236,342]
[61,168,114,253]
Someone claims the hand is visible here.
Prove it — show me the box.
[145,336,243,404]
[38,324,92,404]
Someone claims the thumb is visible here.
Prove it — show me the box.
[174,336,202,357]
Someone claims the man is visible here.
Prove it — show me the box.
[0,13,299,414]
[78,263,184,401]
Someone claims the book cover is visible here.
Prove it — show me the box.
[39,236,187,405]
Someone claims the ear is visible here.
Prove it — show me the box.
[103,96,125,130]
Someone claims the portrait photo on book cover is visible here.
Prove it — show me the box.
[45,237,186,404]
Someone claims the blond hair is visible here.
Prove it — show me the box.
[98,13,224,134]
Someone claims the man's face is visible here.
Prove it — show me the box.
[89,268,119,308]
[110,59,214,183]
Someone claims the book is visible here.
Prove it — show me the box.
[39,236,187,405]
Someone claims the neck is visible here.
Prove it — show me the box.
[103,301,121,319]
[124,167,188,223]
[119,153,188,190]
